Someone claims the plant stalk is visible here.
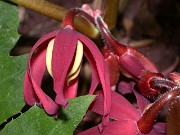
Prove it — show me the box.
[9,0,99,38]
[10,0,68,21]
[137,87,180,134]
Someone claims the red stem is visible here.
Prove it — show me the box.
[61,8,95,29]
[95,15,127,55]
[137,87,180,134]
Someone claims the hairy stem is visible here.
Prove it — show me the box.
[95,15,127,54]
[61,8,95,27]
[10,0,99,38]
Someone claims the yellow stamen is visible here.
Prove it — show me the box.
[66,41,83,84]
[66,65,81,85]
[46,39,83,85]
[46,39,54,77]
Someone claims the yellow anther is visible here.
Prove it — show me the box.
[46,39,83,85]
[66,65,81,85]
[46,39,54,77]
[66,41,83,85]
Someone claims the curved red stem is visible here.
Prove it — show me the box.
[95,15,127,55]
[61,8,95,29]
[137,87,180,134]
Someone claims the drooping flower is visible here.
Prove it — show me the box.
[24,14,111,119]
[79,85,166,135]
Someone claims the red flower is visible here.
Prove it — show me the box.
[24,27,111,119]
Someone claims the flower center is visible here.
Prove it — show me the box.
[46,39,83,85]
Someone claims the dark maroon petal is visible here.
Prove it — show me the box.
[117,81,135,95]
[78,32,111,116]
[27,30,58,85]
[91,91,140,121]
[117,80,150,112]
[30,46,47,88]
[64,78,79,99]
[101,120,138,135]
[109,91,140,121]
[52,28,78,106]
[24,71,39,106]
[29,46,59,114]
[28,31,58,59]
[24,30,59,114]
[133,89,150,113]
[102,47,120,86]
[26,30,58,101]
[26,30,58,85]
[83,45,99,94]
[31,78,59,114]
[89,91,104,115]
[79,120,138,135]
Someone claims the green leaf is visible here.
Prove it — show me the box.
[1,95,95,135]
[0,1,27,123]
